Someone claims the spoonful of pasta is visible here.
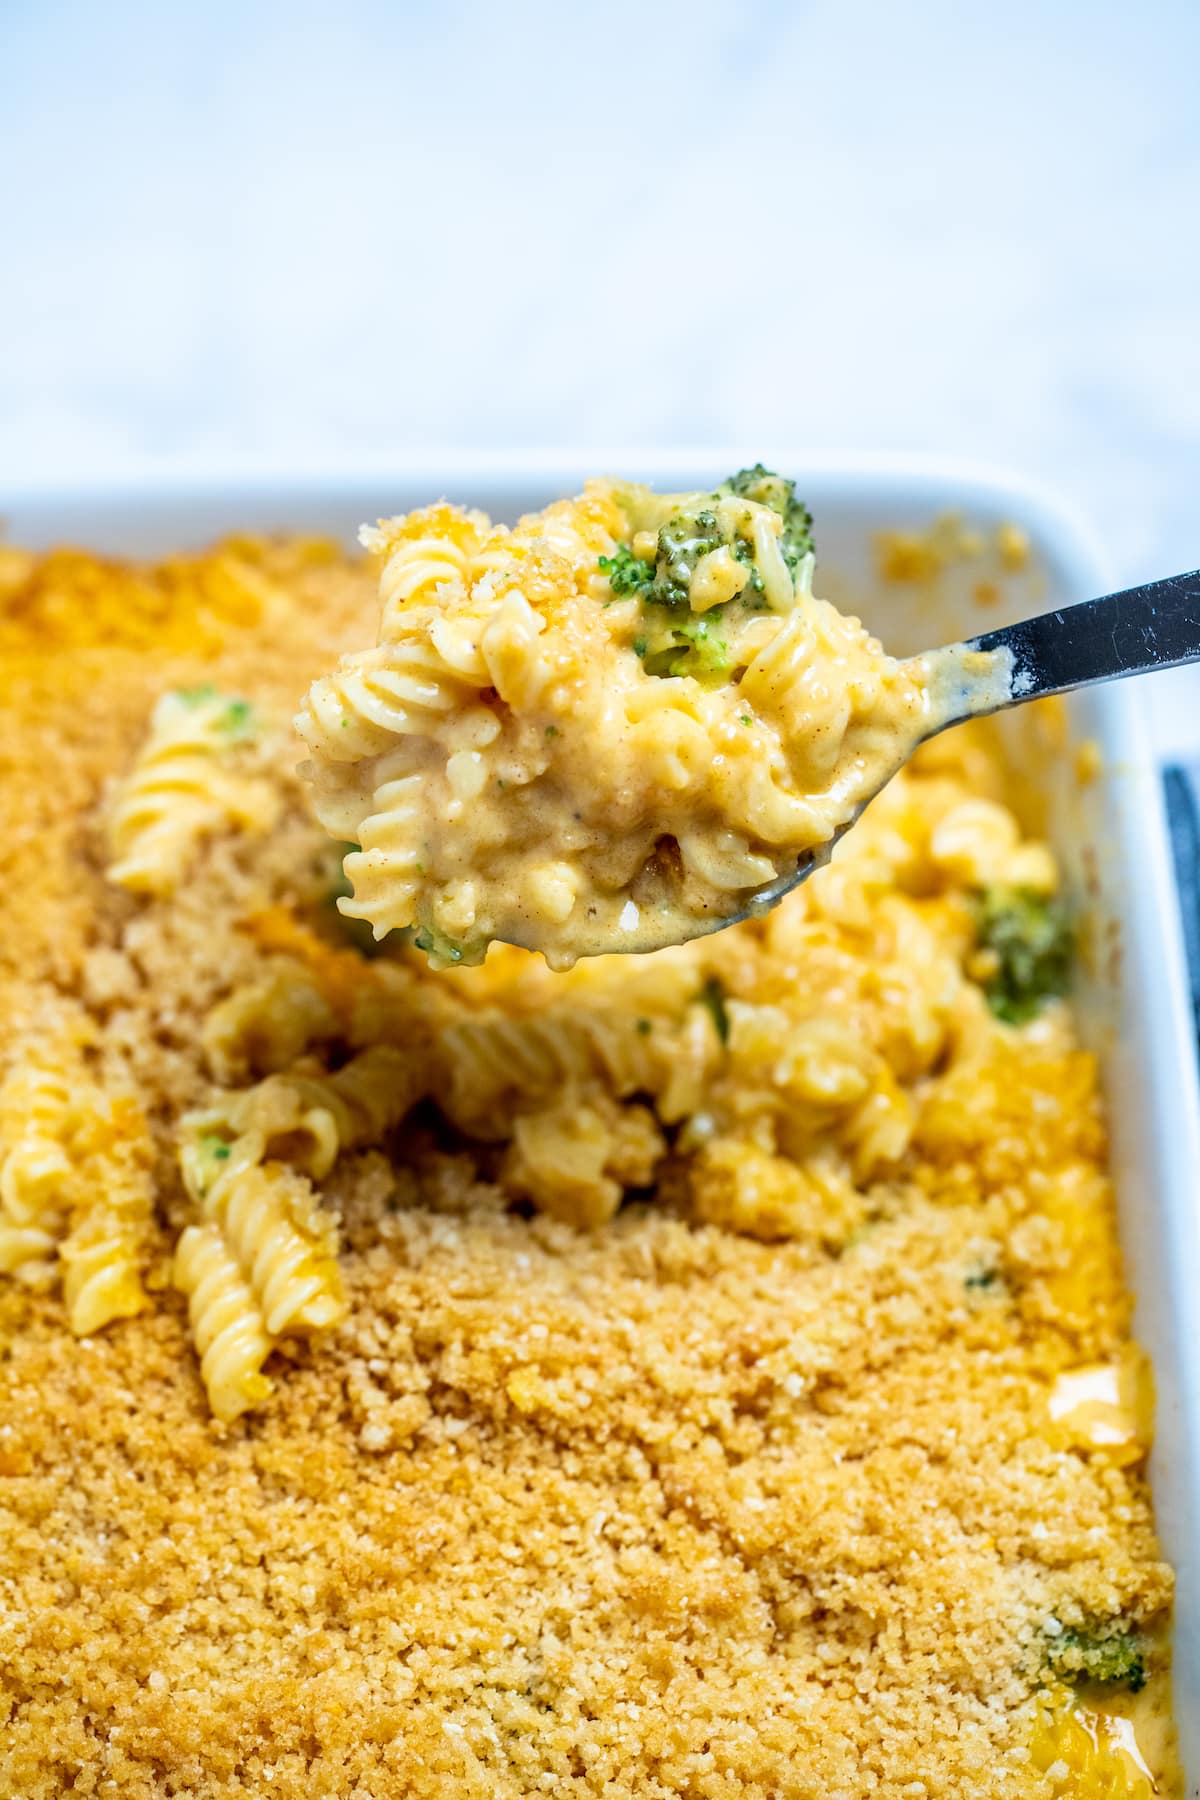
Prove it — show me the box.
[297,469,1200,971]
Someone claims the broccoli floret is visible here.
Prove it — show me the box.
[598,545,655,598]
[722,464,794,513]
[721,464,815,572]
[728,536,767,602]
[639,610,731,681]
[647,510,724,609]
[598,467,816,675]
[1044,1624,1146,1693]
[974,886,1073,1024]
[599,510,727,612]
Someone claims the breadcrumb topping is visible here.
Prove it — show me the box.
[0,534,1178,1798]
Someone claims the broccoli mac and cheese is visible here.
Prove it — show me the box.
[0,512,1180,1797]
[298,471,1009,968]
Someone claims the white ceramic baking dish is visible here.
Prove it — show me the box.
[5,455,1198,1779]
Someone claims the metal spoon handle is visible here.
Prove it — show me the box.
[960,568,1200,711]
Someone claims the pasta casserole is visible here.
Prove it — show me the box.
[0,497,1180,1797]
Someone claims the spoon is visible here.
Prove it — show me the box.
[730,566,1200,928]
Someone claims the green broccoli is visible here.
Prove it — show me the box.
[598,544,654,598]
[598,512,728,613]
[639,610,731,681]
[646,510,724,609]
[596,467,816,676]
[973,886,1073,1024]
[720,464,815,572]
[1043,1624,1146,1693]
[721,464,795,514]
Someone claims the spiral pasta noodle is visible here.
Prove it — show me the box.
[378,537,476,638]
[202,962,339,1084]
[0,1221,60,1287]
[338,773,430,938]
[300,637,481,767]
[501,1093,665,1229]
[57,1097,154,1334]
[280,1045,425,1151]
[107,687,280,896]
[172,1042,423,1415]
[61,1213,148,1335]
[0,1042,83,1287]
[435,1002,712,1140]
[0,1055,77,1229]
[206,1159,344,1338]
[174,1222,275,1422]
[186,1044,424,1186]
[0,1033,156,1324]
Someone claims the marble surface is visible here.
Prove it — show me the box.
[2,0,1197,737]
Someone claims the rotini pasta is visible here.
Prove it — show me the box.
[339,771,431,938]
[0,1221,60,1288]
[58,1096,154,1333]
[175,1076,356,1416]
[501,1093,665,1229]
[202,961,339,1083]
[61,1211,148,1335]
[0,1054,77,1230]
[186,1043,424,1184]
[172,1042,422,1414]
[202,1159,343,1339]
[363,502,490,639]
[106,686,280,895]
[436,1009,648,1133]
[298,474,1015,970]
[434,996,718,1140]
[0,1036,87,1289]
[174,1221,275,1421]
[0,1036,155,1324]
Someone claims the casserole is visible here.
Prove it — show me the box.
[4,454,1197,1780]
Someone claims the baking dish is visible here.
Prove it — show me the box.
[6,454,1197,1777]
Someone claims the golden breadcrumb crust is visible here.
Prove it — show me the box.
[0,534,1177,1798]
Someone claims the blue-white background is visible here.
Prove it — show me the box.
[2,0,1196,729]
